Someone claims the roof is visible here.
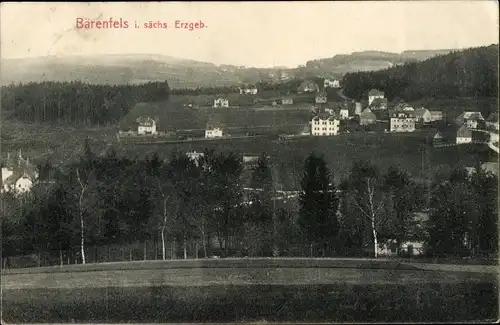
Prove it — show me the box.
[214,96,228,101]
[456,125,472,138]
[1,152,37,186]
[414,108,430,118]
[457,111,484,123]
[487,112,498,123]
[389,110,414,118]
[136,116,156,127]
[206,120,225,130]
[316,91,327,97]
[430,110,443,116]
[373,110,389,120]
[360,108,376,120]
[481,162,499,176]
[313,113,338,121]
[369,98,388,107]
[368,89,384,96]
[433,132,444,139]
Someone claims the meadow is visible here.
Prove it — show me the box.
[2,259,497,323]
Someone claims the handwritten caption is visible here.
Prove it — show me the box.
[76,17,207,30]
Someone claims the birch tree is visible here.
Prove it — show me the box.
[344,161,385,258]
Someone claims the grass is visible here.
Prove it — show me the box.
[2,282,497,322]
[120,100,313,132]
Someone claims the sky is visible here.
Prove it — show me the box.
[1,1,498,68]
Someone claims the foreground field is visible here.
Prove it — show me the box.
[2,259,497,323]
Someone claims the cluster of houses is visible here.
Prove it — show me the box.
[433,111,499,146]
[305,89,445,137]
[1,150,38,195]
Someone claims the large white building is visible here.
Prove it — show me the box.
[1,151,38,194]
[310,114,340,136]
[137,117,158,135]
[389,111,416,132]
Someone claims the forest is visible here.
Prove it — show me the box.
[1,140,497,267]
[341,45,499,104]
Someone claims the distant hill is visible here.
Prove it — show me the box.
[341,44,499,104]
[1,48,460,88]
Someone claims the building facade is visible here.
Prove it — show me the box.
[213,97,229,108]
[389,111,416,132]
[311,114,340,136]
[1,151,38,194]
[137,117,158,135]
[456,125,473,144]
[368,89,385,105]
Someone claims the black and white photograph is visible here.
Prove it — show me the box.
[0,1,498,323]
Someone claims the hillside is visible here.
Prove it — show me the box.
[341,44,499,104]
[1,48,458,87]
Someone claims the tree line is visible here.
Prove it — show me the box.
[341,45,498,103]
[1,141,497,266]
[1,81,170,126]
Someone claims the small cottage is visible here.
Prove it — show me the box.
[429,111,443,121]
[136,116,158,135]
[432,132,445,147]
[359,108,377,126]
[367,89,385,105]
[213,97,229,108]
[413,108,432,123]
[456,125,473,144]
[369,98,388,110]
[315,92,328,104]
[281,97,294,105]
[298,80,319,93]
[205,121,226,138]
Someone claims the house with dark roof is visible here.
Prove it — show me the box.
[369,98,388,110]
[298,80,319,93]
[456,125,473,144]
[1,151,38,194]
[359,108,377,125]
[455,111,484,128]
[368,89,385,105]
[432,131,445,147]
[429,111,444,122]
[413,108,432,123]
[136,116,158,135]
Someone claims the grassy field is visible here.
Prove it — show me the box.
[120,100,313,132]
[2,259,497,323]
[0,119,118,164]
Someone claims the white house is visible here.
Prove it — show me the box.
[213,97,229,108]
[239,86,258,95]
[389,111,415,132]
[429,111,444,122]
[456,125,473,144]
[339,109,349,120]
[311,114,340,136]
[1,151,37,194]
[137,117,158,135]
[324,78,340,88]
[205,121,225,138]
[368,89,385,105]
